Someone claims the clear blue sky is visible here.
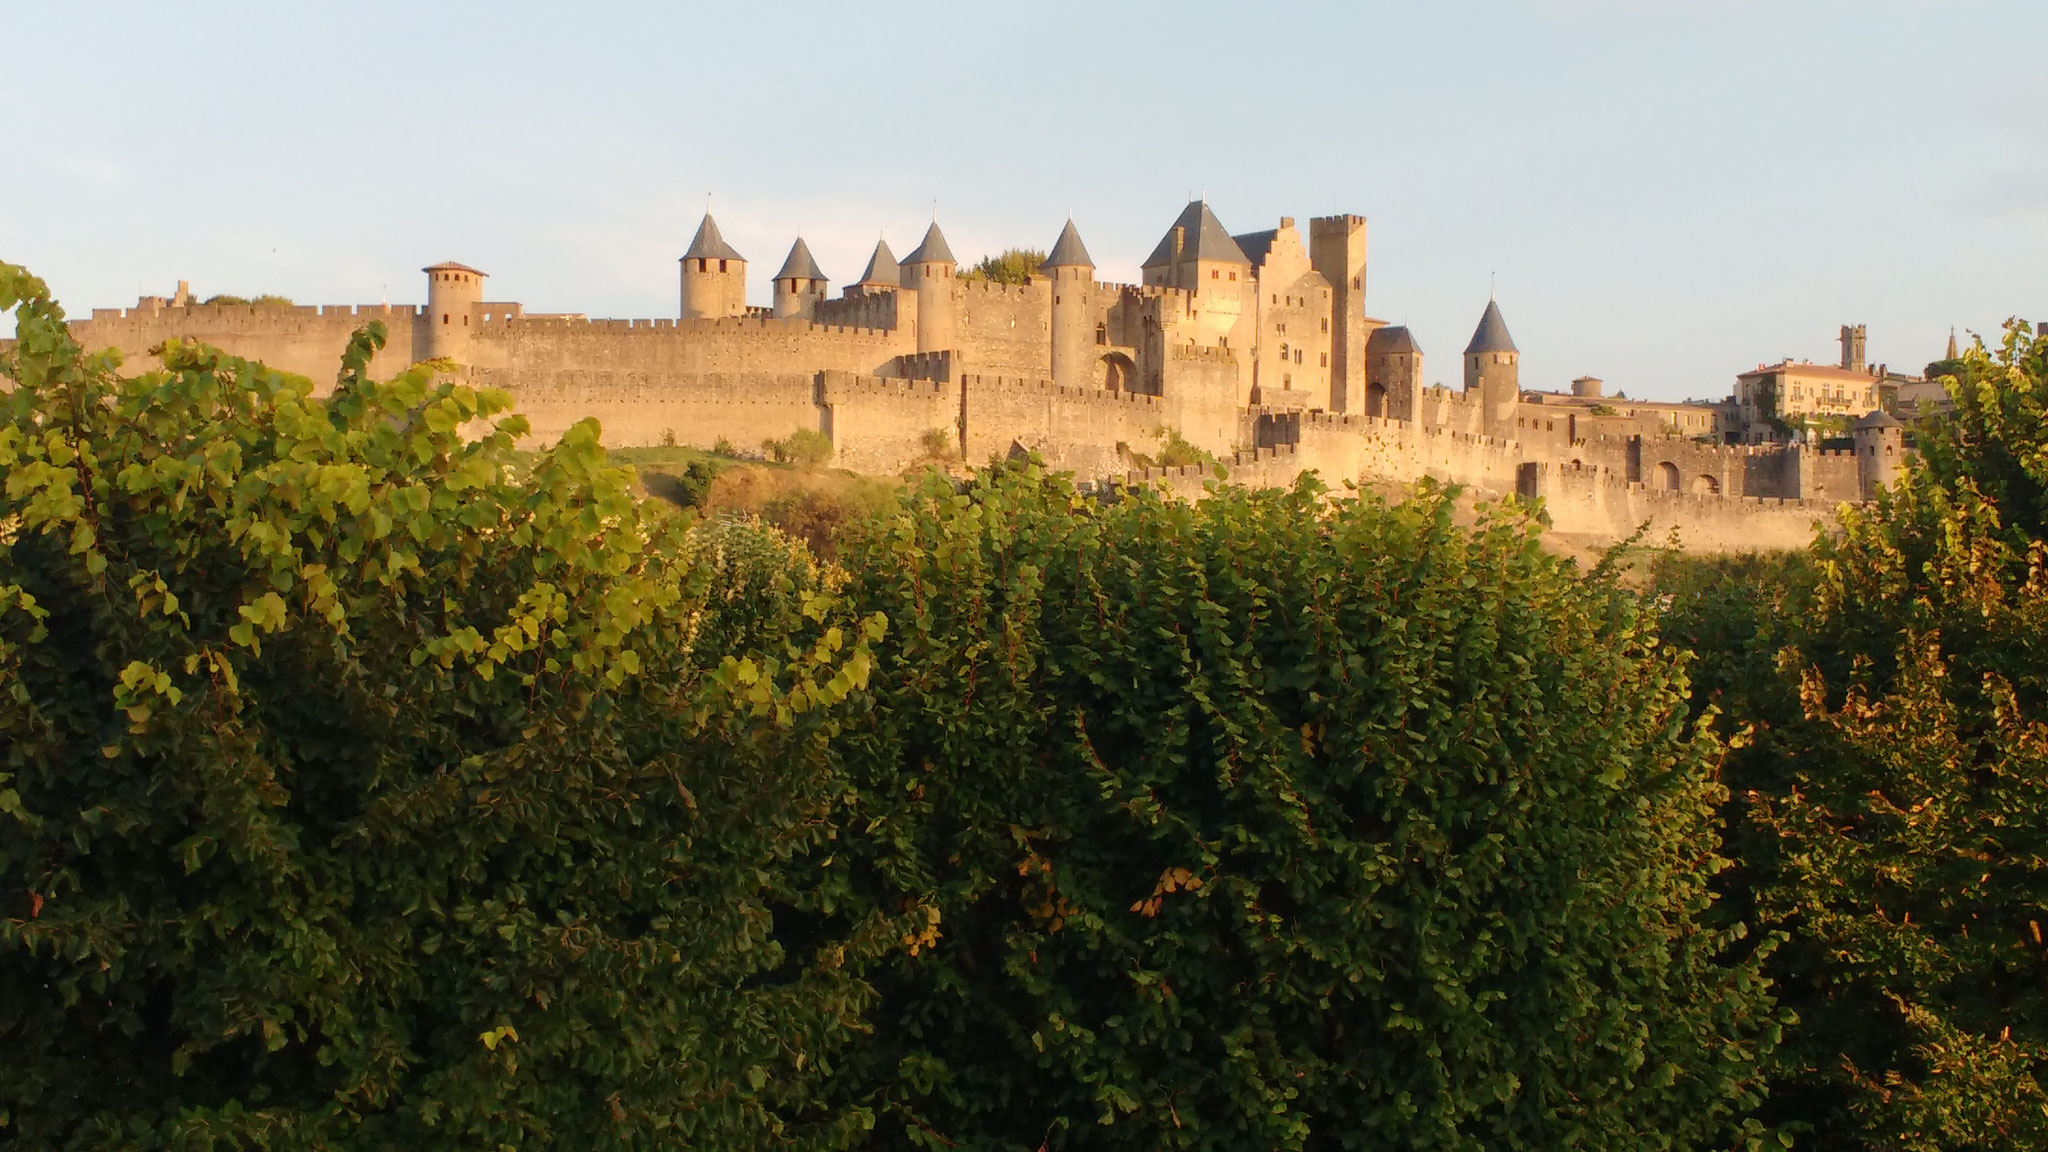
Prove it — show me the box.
[5,0,2042,400]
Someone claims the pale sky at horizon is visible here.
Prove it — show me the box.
[5,0,2043,401]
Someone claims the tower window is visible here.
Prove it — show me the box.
[1321,318,1329,333]
[442,313,449,324]
[1229,271,1236,280]
[719,260,728,272]
[1320,352,1328,367]
[1211,269,1219,279]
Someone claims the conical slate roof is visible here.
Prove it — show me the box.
[1040,219,1095,270]
[1855,409,1903,430]
[903,222,956,266]
[775,237,826,282]
[1142,201,1251,269]
[857,239,899,286]
[1463,300,1518,355]
[682,214,745,262]
[1367,325,1421,356]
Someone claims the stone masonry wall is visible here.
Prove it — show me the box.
[68,302,426,388]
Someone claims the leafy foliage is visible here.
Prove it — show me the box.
[1660,321,2048,1150]
[199,294,296,309]
[765,427,835,468]
[827,464,1779,1150]
[0,263,890,1150]
[959,249,1047,286]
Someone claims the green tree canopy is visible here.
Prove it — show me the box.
[826,465,1780,1150]
[0,263,889,1150]
[959,249,1048,285]
[1659,320,2048,1149]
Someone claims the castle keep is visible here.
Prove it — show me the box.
[54,201,1910,550]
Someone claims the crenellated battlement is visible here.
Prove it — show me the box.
[957,278,1048,299]
[960,373,1163,408]
[480,312,900,344]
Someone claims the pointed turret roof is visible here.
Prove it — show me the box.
[774,237,826,282]
[1141,201,1251,269]
[1947,327,1959,360]
[904,221,956,266]
[682,214,745,262]
[1367,325,1421,356]
[1040,219,1095,270]
[1856,409,1903,430]
[1463,300,1518,355]
[857,238,899,286]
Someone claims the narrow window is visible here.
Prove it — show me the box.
[1229,271,1236,280]
[442,313,449,325]
[1321,318,1329,333]
[719,260,728,272]
[1211,269,1220,280]
[1320,352,1328,367]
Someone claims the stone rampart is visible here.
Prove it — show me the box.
[962,373,1162,477]
[812,289,899,332]
[1529,462,1834,552]
[476,367,821,450]
[818,372,959,474]
[469,313,910,377]
[68,302,425,386]
[955,279,1051,379]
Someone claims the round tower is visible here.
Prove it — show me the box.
[422,261,486,365]
[1571,375,1603,398]
[1041,218,1096,389]
[1463,299,1520,438]
[1854,409,1904,499]
[901,221,957,354]
[772,237,829,320]
[679,213,747,320]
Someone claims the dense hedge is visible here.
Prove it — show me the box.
[1657,322,2048,1150]
[0,265,889,1150]
[3,262,1784,1149]
[829,465,1779,1150]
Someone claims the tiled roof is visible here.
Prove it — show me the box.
[1142,201,1251,268]
[682,214,745,262]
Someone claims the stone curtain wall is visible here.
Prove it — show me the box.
[467,315,911,377]
[476,368,823,451]
[69,303,426,388]
[961,375,1163,478]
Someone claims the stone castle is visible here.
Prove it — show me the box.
[52,200,1913,550]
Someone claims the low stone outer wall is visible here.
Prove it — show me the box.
[477,368,823,452]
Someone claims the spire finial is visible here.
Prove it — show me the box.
[1490,271,1496,301]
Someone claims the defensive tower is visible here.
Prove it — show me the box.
[1041,218,1096,391]
[1310,215,1369,412]
[679,213,747,320]
[901,221,957,354]
[1364,325,1423,421]
[1854,409,1903,499]
[1840,324,1868,373]
[423,260,486,365]
[772,237,828,320]
[855,238,900,289]
[1464,299,1520,437]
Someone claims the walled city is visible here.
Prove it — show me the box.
[56,201,1924,550]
